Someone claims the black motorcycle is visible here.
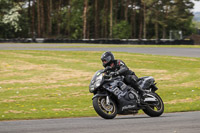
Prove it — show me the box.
[89,67,164,119]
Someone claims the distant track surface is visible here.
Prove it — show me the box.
[0,43,200,57]
[0,112,200,133]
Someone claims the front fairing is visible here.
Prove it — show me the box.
[89,70,104,93]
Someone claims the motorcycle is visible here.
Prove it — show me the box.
[89,67,164,119]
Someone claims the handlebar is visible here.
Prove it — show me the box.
[103,73,124,82]
[102,67,124,81]
[103,66,112,72]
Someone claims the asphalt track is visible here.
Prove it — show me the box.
[0,112,200,133]
[0,44,200,133]
[0,43,200,57]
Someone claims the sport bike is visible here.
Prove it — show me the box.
[89,67,164,119]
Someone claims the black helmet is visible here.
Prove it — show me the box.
[101,51,115,67]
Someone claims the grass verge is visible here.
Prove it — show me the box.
[0,50,200,120]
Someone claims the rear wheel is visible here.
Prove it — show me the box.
[93,96,117,119]
[143,93,164,117]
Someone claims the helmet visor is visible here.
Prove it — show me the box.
[101,56,111,63]
[101,56,112,67]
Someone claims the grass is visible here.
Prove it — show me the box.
[0,50,200,120]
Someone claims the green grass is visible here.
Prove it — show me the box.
[0,50,200,120]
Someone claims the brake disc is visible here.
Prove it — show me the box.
[100,99,113,112]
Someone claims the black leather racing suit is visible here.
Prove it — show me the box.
[109,60,142,93]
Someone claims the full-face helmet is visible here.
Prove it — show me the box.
[101,51,115,67]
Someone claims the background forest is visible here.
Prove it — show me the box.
[0,0,199,39]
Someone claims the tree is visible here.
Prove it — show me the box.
[37,0,41,37]
[0,0,197,39]
[83,0,88,39]
[31,0,36,38]
[113,20,131,39]
[109,0,113,38]
[2,4,22,32]
[47,0,52,35]
[94,0,99,38]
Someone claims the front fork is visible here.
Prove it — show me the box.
[106,96,111,105]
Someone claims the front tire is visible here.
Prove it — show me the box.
[93,96,117,119]
[143,93,164,117]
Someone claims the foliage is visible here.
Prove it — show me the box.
[2,4,22,32]
[70,0,84,39]
[113,21,131,39]
[0,1,29,38]
[0,0,197,39]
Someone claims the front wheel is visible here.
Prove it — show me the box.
[143,93,164,117]
[93,96,117,119]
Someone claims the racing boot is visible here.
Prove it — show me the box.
[131,83,147,105]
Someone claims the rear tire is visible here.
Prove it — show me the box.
[143,93,164,117]
[93,96,117,119]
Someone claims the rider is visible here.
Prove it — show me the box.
[101,51,147,102]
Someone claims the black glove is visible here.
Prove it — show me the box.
[104,66,112,73]
[105,66,112,70]
[110,71,119,77]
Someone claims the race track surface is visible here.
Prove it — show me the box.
[0,112,200,133]
[0,44,200,57]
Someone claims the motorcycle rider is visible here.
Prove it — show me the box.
[101,51,147,103]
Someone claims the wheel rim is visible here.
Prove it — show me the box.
[97,97,116,115]
[147,96,163,112]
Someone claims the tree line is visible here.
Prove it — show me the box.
[0,0,197,39]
